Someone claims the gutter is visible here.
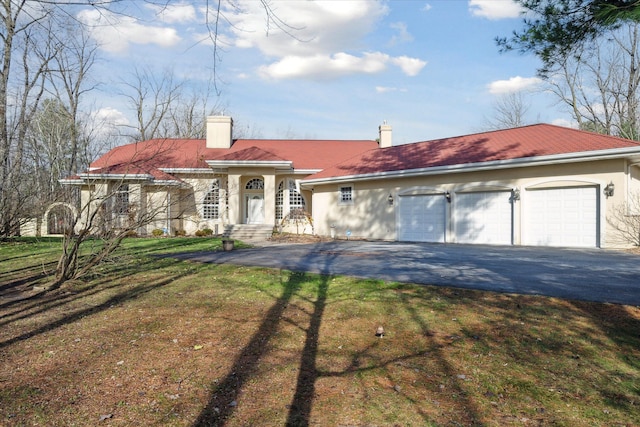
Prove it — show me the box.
[78,173,155,181]
[302,146,640,187]
[205,160,293,170]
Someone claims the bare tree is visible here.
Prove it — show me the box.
[0,2,62,236]
[484,92,533,130]
[608,191,640,247]
[119,66,223,141]
[54,140,191,289]
[546,24,640,139]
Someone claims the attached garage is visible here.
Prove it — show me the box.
[454,191,514,245]
[398,194,446,242]
[524,186,599,248]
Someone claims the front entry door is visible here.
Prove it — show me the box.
[246,195,265,224]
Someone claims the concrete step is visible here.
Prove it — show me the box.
[222,224,274,241]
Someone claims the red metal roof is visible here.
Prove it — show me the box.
[84,124,640,183]
[306,124,640,180]
[90,138,379,173]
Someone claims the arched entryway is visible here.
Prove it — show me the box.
[45,203,77,235]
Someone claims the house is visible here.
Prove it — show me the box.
[62,115,640,248]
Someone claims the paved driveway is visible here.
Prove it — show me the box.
[165,241,640,305]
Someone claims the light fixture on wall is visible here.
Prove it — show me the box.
[603,182,615,198]
[387,193,394,206]
[512,188,521,201]
[445,191,451,203]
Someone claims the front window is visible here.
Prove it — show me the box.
[276,181,284,220]
[203,179,220,219]
[114,184,129,215]
[289,180,306,219]
[339,185,353,204]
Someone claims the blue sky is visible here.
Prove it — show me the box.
[81,0,573,144]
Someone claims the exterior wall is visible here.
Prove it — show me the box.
[19,218,40,237]
[180,174,227,235]
[310,159,632,248]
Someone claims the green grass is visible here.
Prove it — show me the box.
[1,237,639,426]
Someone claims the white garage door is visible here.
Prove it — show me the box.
[455,191,513,245]
[398,195,446,242]
[525,187,598,248]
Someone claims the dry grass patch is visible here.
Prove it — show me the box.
[1,238,639,426]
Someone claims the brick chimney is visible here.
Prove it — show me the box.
[206,116,233,149]
[378,121,392,148]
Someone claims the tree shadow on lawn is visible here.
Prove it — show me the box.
[0,257,196,351]
[193,260,481,426]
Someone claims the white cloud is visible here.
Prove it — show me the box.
[469,0,522,20]
[219,0,425,79]
[488,76,542,94]
[223,1,388,56]
[551,118,578,128]
[148,2,197,24]
[259,52,425,80]
[422,4,433,12]
[389,22,413,45]
[77,9,181,53]
[392,56,427,76]
[259,52,389,80]
[91,107,129,137]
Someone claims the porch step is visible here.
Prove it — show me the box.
[222,224,274,241]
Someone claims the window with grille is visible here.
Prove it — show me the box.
[114,184,129,215]
[276,181,284,220]
[289,180,306,219]
[245,178,264,190]
[339,185,353,204]
[203,179,220,219]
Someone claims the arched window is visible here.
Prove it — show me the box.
[276,181,284,220]
[245,178,264,190]
[203,179,220,219]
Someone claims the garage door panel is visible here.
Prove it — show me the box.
[525,187,598,248]
[455,192,513,245]
[398,195,446,242]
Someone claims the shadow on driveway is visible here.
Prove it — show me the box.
[162,241,640,306]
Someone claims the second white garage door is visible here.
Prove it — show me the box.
[398,194,446,242]
[455,191,514,245]
[525,187,598,248]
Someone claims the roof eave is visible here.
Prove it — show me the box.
[205,160,293,170]
[302,146,640,186]
[78,173,155,181]
[159,168,216,174]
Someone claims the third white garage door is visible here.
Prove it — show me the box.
[525,187,598,248]
[455,191,514,245]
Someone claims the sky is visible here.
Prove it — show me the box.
[79,0,574,145]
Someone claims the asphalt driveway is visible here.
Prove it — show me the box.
[165,241,640,305]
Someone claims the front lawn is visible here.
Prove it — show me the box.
[1,237,639,426]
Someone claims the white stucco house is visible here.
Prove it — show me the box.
[61,115,640,248]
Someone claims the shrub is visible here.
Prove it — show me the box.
[174,229,187,237]
[195,228,213,237]
[152,229,164,237]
